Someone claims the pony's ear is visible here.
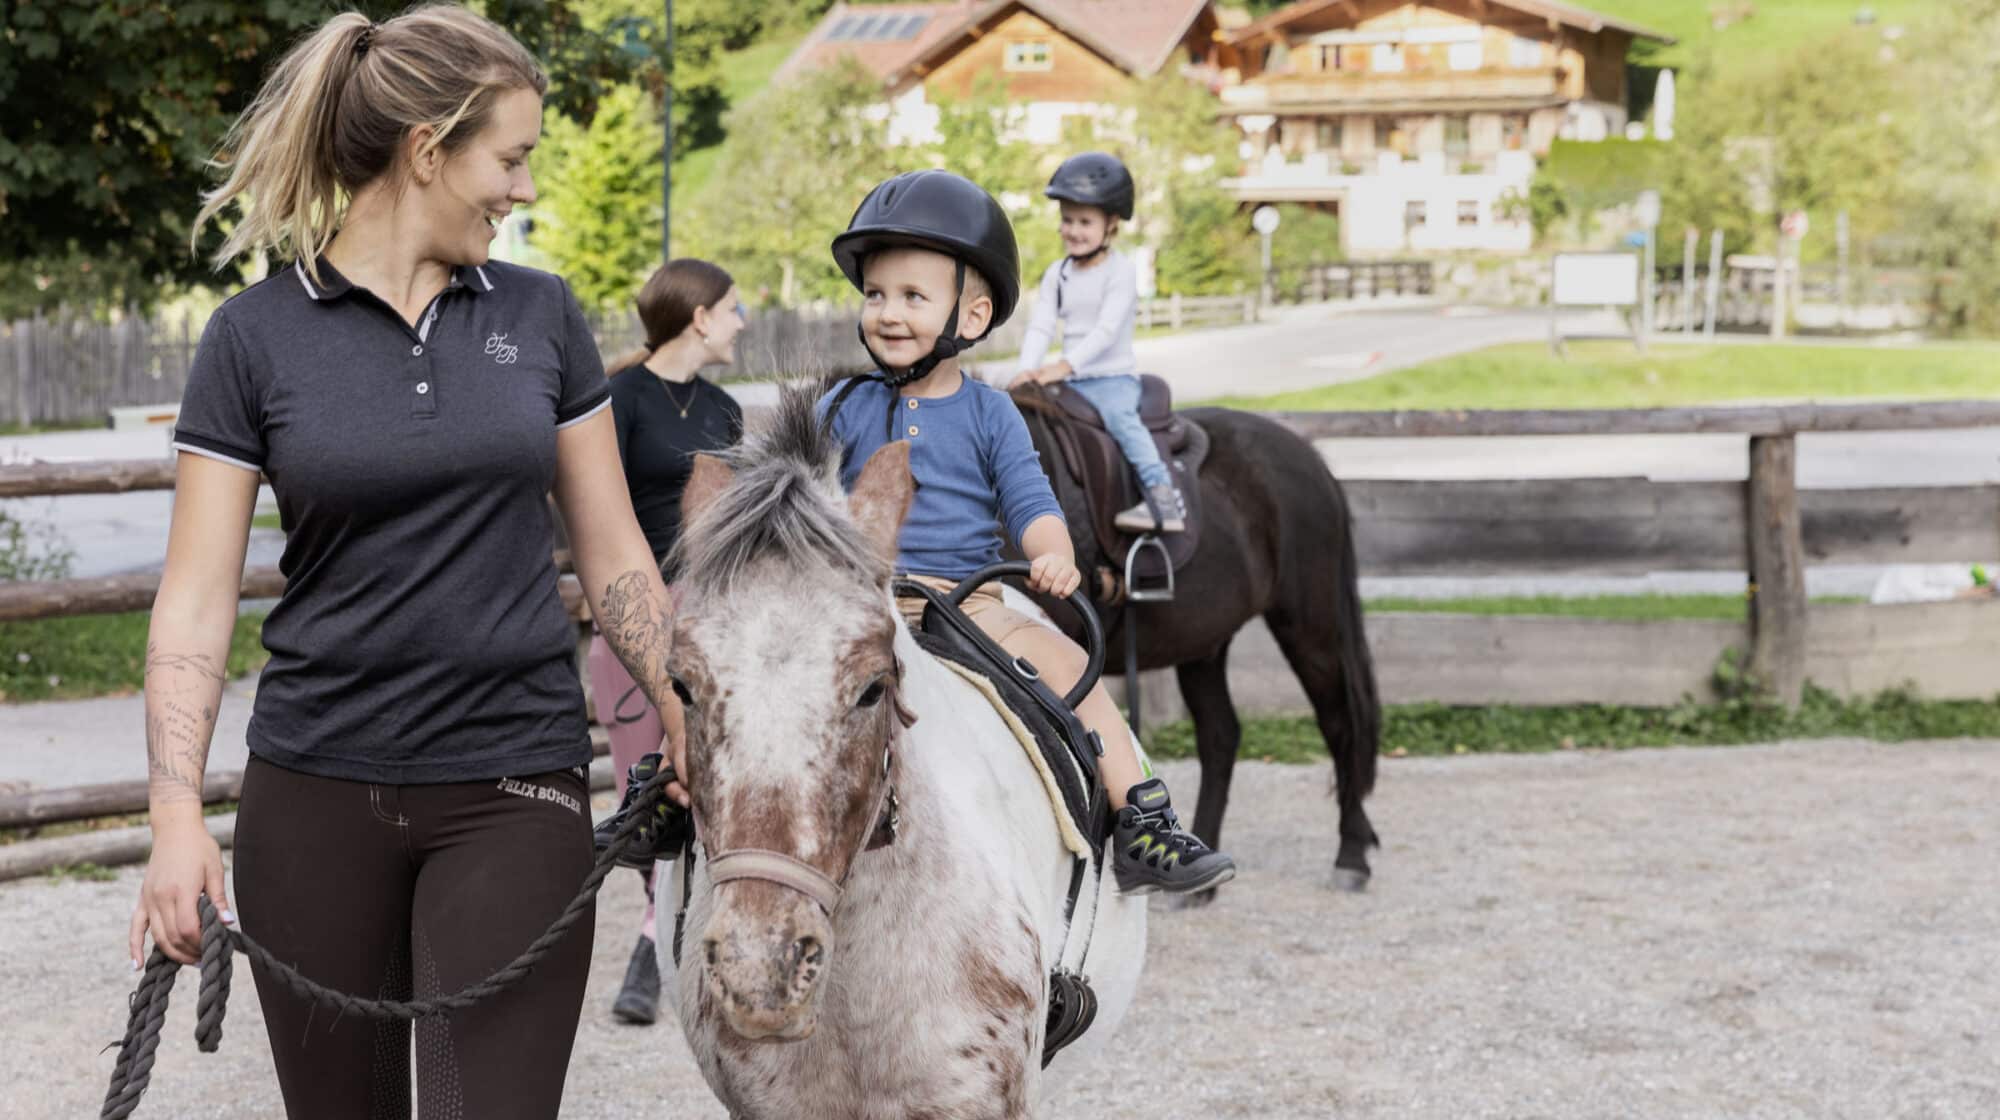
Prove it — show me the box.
[683,453,735,523]
[848,441,913,566]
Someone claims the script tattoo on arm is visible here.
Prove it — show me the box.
[144,642,226,805]
[596,569,676,708]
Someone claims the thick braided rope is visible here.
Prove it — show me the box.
[101,769,671,1119]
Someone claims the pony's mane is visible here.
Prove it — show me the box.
[671,379,886,597]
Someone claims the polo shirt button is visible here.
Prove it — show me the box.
[416,381,431,395]
[412,344,423,356]
[906,398,918,409]
[907,424,919,436]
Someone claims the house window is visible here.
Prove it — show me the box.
[1404,200,1427,231]
[1005,40,1052,71]
[1509,35,1542,68]
[1457,200,1480,227]
[1316,119,1340,151]
[1264,41,1291,73]
[1502,113,1528,150]
[1371,43,1404,73]
[1444,116,1470,159]
[1449,41,1482,71]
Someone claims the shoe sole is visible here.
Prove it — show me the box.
[612,998,658,1025]
[1115,860,1237,897]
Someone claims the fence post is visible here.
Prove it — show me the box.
[1244,291,1256,322]
[1746,434,1807,708]
[1170,292,1183,331]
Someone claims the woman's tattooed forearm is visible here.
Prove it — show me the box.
[144,643,222,803]
[597,569,674,694]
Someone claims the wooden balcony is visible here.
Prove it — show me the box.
[1219,68,1564,113]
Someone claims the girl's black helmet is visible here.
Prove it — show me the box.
[831,169,1021,334]
[1044,152,1135,221]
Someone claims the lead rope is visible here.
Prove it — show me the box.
[100,768,674,1119]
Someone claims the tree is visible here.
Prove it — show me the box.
[676,60,887,305]
[1118,56,1256,295]
[0,1,655,317]
[926,73,1048,281]
[528,85,662,311]
[1900,0,2000,333]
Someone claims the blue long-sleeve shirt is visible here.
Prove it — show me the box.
[820,373,1064,579]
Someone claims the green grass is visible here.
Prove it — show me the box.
[1212,339,2000,411]
[0,419,102,437]
[675,30,809,206]
[1365,593,1863,622]
[0,611,268,703]
[1147,686,2000,764]
[1586,0,1931,71]
[250,512,283,532]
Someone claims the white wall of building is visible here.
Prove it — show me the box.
[1226,148,1536,255]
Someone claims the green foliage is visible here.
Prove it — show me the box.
[0,611,269,703]
[926,73,1047,280]
[0,509,73,582]
[1120,55,1256,296]
[1899,0,2000,334]
[677,60,887,304]
[1363,593,1874,623]
[0,1,661,316]
[1664,34,1906,266]
[1539,139,1670,212]
[1145,686,2000,764]
[529,85,663,311]
[1269,204,1342,272]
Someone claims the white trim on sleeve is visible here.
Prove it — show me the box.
[172,441,263,474]
[553,396,612,431]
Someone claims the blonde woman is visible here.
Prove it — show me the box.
[590,258,743,1024]
[130,6,684,1115]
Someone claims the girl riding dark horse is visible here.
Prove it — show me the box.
[1011,392,1383,896]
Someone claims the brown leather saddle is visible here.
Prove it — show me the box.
[1010,376,1208,598]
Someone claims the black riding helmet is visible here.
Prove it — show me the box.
[831,169,1022,333]
[1044,151,1135,221]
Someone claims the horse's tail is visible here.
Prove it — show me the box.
[1321,471,1381,798]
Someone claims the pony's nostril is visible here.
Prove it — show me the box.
[703,939,720,969]
[788,935,824,988]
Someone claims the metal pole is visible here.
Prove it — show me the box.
[1703,229,1723,339]
[1641,223,1656,341]
[1681,228,1697,334]
[1835,209,1850,335]
[1260,229,1273,307]
[662,0,674,260]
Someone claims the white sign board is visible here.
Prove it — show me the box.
[1252,205,1281,234]
[1552,252,1641,307]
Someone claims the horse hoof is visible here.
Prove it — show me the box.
[1331,867,1370,893]
[1166,888,1218,910]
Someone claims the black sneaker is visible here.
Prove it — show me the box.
[593,753,692,869]
[1113,778,1235,894]
[611,934,661,1025]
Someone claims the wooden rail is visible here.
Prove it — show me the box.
[5,400,1998,707]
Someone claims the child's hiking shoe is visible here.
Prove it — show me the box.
[1113,778,1235,894]
[1113,482,1186,534]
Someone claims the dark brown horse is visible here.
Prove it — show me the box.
[1013,391,1382,897]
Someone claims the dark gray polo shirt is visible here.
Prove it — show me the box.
[173,258,610,784]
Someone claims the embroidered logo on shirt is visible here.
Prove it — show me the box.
[484,332,519,365]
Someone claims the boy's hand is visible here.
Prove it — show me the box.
[1033,360,1073,385]
[1029,553,1081,598]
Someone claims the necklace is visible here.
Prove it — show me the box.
[656,375,698,418]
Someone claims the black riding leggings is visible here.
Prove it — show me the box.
[233,756,596,1120]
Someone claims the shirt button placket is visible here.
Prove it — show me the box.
[412,337,437,418]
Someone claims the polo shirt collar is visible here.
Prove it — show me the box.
[292,258,498,302]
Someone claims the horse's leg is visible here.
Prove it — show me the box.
[1170,644,1239,910]
[1263,606,1381,892]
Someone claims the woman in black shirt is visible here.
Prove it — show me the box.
[588,258,744,1024]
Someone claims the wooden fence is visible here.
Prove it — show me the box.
[4,288,1266,427]
[4,400,1997,716]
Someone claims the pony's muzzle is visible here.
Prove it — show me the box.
[700,894,832,1041]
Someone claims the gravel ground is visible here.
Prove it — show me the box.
[6,741,1997,1119]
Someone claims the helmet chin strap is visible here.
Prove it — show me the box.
[856,258,971,390]
[1066,241,1109,264]
[853,259,972,440]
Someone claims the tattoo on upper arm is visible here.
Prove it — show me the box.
[144,642,223,803]
[598,569,674,687]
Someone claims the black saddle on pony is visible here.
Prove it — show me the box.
[1009,376,1208,594]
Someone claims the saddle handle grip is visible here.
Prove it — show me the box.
[946,561,1105,710]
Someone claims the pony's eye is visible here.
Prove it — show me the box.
[671,677,695,706]
[855,681,885,709]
